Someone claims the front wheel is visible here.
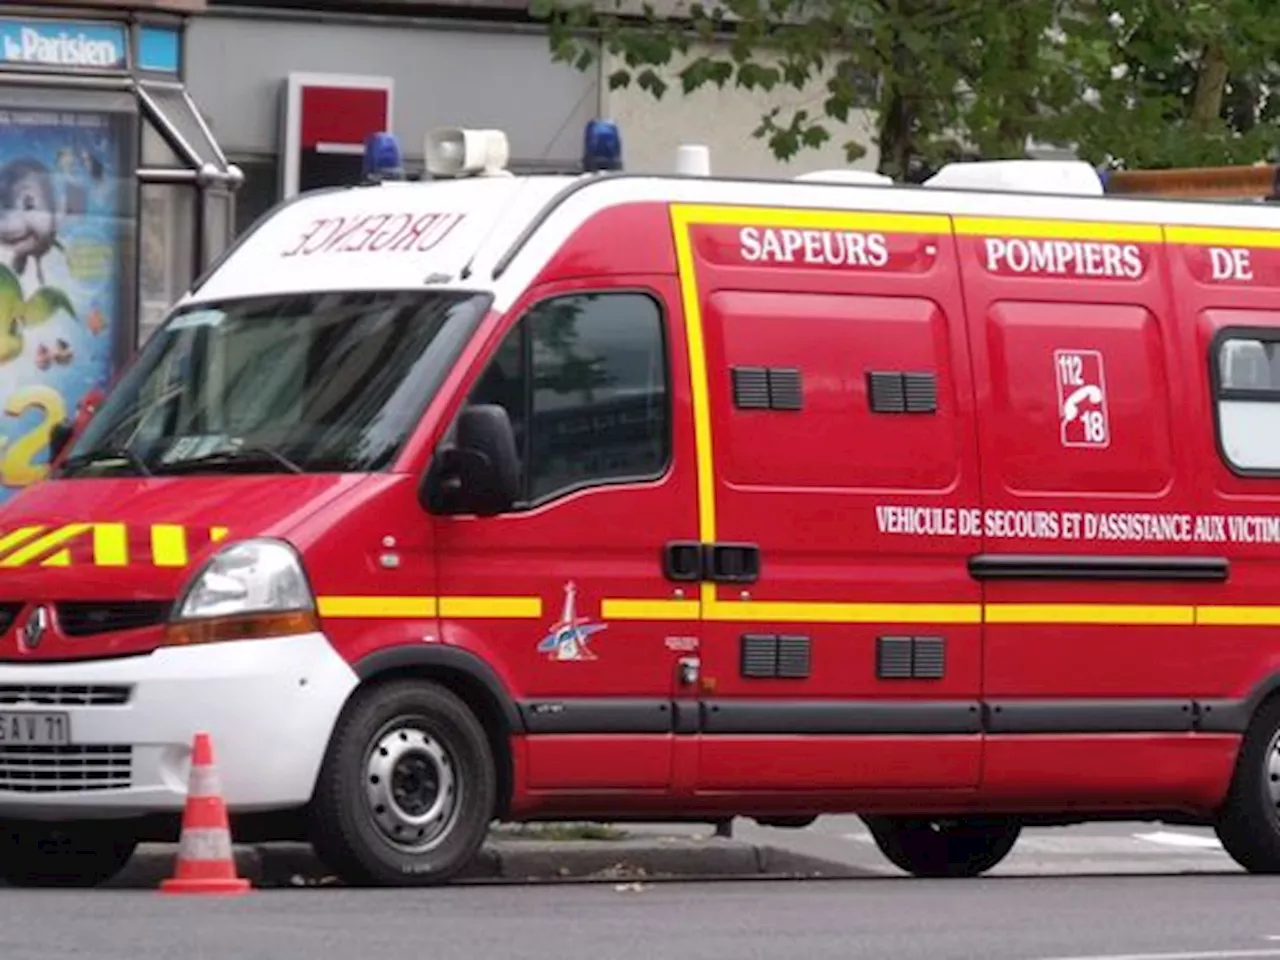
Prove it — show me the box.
[1215,697,1280,873]
[0,821,139,888]
[863,815,1020,877]
[310,679,496,886]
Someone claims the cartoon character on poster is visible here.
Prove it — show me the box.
[0,106,123,505]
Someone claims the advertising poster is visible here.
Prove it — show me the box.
[0,104,129,504]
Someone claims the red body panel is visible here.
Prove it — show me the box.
[686,221,985,792]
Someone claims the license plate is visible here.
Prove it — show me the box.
[0,712,70,746]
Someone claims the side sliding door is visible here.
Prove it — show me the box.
[957,215,1207,807]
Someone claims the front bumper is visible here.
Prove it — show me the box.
[0,633,358,818]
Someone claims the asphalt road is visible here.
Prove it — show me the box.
[4,873,1280,960]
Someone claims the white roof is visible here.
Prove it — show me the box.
[185,167,1280,316]
[188,175,578,307]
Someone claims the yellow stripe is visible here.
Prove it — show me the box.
[954,216,1162,244]
[302,595,1280,627]
[671,207,723,611]
[671,207,719,545]
[1165,225,1280,250]
[0,525,45,560]
[210,526,229,543]
[92,522,128,566]
[670,203,950,235]
[0,523,90,567]
[438,596,542,619]
[602,598,701,621]
[40,549,71,567]
[985,603,1195,626]
[150,524,188,567]
[1196,605,1280,626]
[318,596,437,618]
[709,600,983,624]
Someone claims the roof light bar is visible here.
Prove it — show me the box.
[1101,164,1280,200]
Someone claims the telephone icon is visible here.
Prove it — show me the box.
[1061,384,1103,423]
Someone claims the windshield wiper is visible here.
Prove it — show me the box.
[154,444,304,475]
[59,448,153,477]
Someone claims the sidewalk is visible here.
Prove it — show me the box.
[108,822,872,889]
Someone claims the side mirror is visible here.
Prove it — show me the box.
[48,420,75,464]
[424,403,520,516]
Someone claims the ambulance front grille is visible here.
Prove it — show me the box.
[56,601,172,637]
[0,745,132,793]
[0,685,131,707]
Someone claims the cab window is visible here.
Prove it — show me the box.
[467,290,670,505]
[1215,331,1280,473]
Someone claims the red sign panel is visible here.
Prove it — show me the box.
[281,73,394,198]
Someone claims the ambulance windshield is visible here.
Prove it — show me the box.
[59,288,491,477]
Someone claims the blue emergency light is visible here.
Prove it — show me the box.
[582,119,622,172]
[363,132,405,182]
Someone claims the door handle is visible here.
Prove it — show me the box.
[662,541,762,583]
[704,542,760,583]
[663,540,704,582]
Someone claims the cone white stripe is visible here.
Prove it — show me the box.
[188,765,222,798]
[177,827,233,863]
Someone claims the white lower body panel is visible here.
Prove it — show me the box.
[0,633,358,818]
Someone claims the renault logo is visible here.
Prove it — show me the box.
[21,606,49,651]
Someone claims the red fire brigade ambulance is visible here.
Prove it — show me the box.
[3,122,1280,887]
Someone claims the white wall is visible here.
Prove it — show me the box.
[600,39,881,178]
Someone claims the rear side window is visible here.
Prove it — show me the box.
[466,291,671,505]
[1215,331,1280,473]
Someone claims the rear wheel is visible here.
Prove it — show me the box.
[1215,696,1280,872]
[0,821,138,888]
[863,815,1020,877]
[310,679,496,886]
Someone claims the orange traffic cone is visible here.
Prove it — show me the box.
[160,732,251,895]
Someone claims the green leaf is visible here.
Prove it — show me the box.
[22,287,75,327]
[0,264,21,326]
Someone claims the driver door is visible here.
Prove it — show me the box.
[432,278,700,795]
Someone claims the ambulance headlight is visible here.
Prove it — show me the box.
[167,539,318,645]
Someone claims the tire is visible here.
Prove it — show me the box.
[753,815,818,829]
[1215,696,1280,872]
[863,815,1020,878]
[310,678,496,886]
[0,821,138,888]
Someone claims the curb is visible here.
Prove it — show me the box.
[106,837,871,889]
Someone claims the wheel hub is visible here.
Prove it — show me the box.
[365,725,459,852]
[1266,729,1280,815]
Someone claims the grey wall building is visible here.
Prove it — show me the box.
[186,2,604,230]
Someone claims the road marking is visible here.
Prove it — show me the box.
[1051,952,1280,960]
[1133,831,1224,850]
